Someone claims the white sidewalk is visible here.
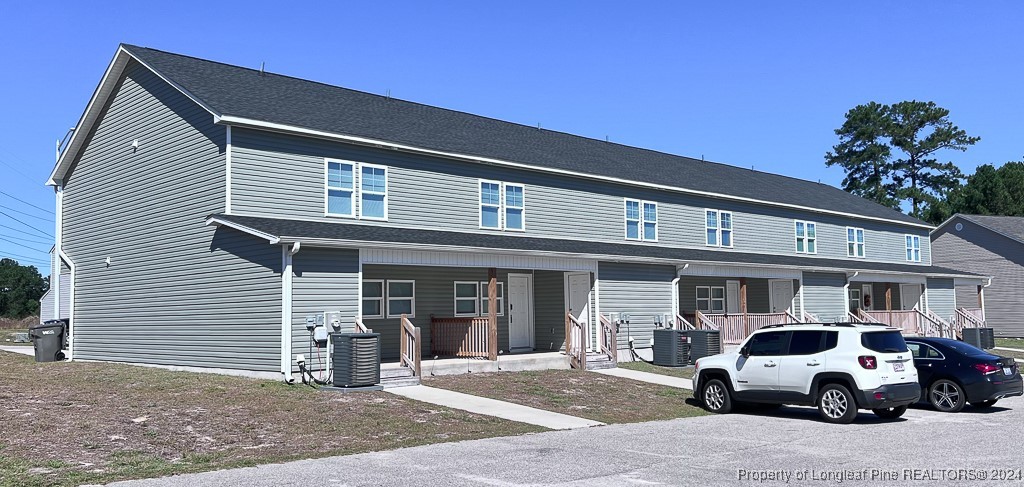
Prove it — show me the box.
[387,385,603,430]
[594,367,693,390]
[0,346,33,356]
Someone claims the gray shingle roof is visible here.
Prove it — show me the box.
[958,214,1024,244]
[120,44,925,227]
[210,214,973,277]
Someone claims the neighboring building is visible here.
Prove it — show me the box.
[38,246,69,324]
[48,44,985,380]
[932,214,1024,337]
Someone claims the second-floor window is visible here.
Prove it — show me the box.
[480,181,525,231]
[325,159,387,220]
[847,227,865,258]
[795,220,817,254]
[624,199,657,241]
[706,209,733,247]
[906,235,921,262]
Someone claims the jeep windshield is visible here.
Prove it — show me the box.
[860,330,909,353]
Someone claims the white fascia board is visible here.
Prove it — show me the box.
[215,115,934,231]
[204,217,281,244]
[48,45,221,186]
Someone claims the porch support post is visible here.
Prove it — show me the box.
[488,267,498,361]
[739,278,748,332]
[885,283,892,324]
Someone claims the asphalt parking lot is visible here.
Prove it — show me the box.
[113,394,1024,487]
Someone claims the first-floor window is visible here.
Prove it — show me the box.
[386,280,415,318]
[453,281,505,316]
[362,280,384,318]
[480,281,505,316]
[905,235,921,262]
[696,286,725,313]
[454,282,479,316]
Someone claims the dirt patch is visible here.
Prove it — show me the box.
[425,369,706,425]
[618,361,695,379]
[0,352,542,486]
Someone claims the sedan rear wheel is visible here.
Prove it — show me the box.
[928,379,966,413]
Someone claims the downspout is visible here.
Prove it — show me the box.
[672,264,689,329]
[281,241,301,383]
[53,186,61,321]
[981,277,992,322]
[844,271,859,319]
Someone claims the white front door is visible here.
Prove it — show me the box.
[900,284,923,310]
[769,279,795,314]
[508,274,533,350]
[566,272,591,350]
[726,280,741,314]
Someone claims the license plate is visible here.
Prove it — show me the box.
[1004,367,1014,376]
[893,362,905,372]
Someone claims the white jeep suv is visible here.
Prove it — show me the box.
[693,323,921,424]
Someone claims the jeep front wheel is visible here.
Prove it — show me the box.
[702,379,733,414]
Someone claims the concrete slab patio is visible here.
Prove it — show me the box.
[387,385,603,430]
[594,366,693,390]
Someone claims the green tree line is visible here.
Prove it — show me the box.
[0,258,48,319]
[826,100,1023,224]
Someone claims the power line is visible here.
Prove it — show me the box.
[0,237,48,255]
[0,251,49,265]
[0,223,52,239]
[0,156,39,184]
[0,204,51,222]
[0,233,52,247]
[0,190,54,215]
[0,210,53,239]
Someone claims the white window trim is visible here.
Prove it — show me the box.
[324,159,356,218]
[794,220,817,254]
[361,279,385,319]
[386,280,416,318]
[503,183,526,232]
[453,281,480,317]
[847,226,866,258]
[695,285,726,314]
[905,234,922,262]
[479,180,526,231]
[705,209,734,248]
[358,162,389,221]
[479,281,505,317]
[624,198,658,242]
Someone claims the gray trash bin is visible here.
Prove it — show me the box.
[29,321,66,362]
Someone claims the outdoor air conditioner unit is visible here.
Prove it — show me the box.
[683,329,722,364]
[962,328,995,350]
[652,329,690,367]
[332,333,381,388]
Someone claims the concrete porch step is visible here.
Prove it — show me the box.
[381,366,415,379]
[380,376,421,389]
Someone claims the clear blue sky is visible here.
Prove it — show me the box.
[2,2,1022,275]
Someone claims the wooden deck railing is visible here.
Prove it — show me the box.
[354,318,372,333]
[802,311,820,323]
[598,314,617,366]
[922,310,952,338]
[694,310,718,331]
[698,312,794,344]
[399,315,422,377]
[675,314,696,330]
[862,309,919,334]
[951,307,986,339]
[846,311,862,323]
[856,308,882,323]
[785,310,802,323]
[565,312,586,370]
[429,316,490,358]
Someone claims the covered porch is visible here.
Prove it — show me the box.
[847,274,987,338]
[675,265,805,344]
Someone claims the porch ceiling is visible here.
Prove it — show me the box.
[207,214,982,278]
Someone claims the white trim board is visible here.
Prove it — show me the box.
[361,248,596,273]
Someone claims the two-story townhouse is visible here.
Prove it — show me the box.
[47,45,987,381]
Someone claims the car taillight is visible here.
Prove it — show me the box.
[858,356,877,369]
[974,363,999,375]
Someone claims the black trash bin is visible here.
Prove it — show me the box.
[29,320,66,362]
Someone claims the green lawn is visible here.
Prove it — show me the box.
[618,360,696,379]
[425,369,706,424]
[995,337,1024,350]
[0,352,542,486]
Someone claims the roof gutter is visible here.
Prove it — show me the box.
[214,115,933,230]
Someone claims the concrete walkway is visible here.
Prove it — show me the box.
[386,385,603,430]
[0,346,33,356]
[994,346,1024,353]
[594,367,693,390]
